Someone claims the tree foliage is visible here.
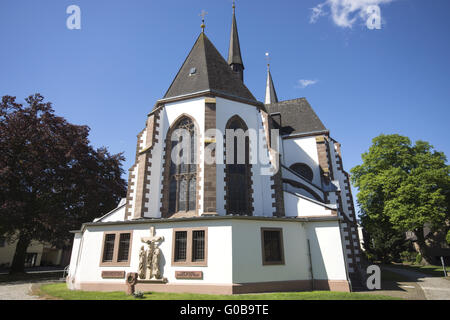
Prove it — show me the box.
[0,94,127,272]
[351,134,450,263]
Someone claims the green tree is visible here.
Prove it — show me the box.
[351,134,450,264]
[0,94,127,273]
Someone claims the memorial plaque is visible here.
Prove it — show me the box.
[175,271,203,280]
[101,271,126,279]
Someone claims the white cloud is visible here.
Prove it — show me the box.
[310,3,326,24]
[309,0,394,28]
[296,79,319,89]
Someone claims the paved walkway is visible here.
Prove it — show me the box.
[0,283,40,300]
[383,265,450,300]
[0,281,60,300]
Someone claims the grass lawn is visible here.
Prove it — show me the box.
[38,283,400,300]
[390,263,450,278]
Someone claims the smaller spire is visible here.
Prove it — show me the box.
[199,10,208,33]
[265,53,279,105]
[228,1,244,81]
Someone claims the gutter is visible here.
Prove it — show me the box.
[77,214,343,233]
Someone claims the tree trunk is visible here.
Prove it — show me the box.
[9,233,31,274]
[415,230,433,266]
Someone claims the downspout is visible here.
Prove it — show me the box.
[307,239,314,291]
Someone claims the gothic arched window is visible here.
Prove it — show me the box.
[289,163,314,182]
[166,116,197,215]
[225,116,252,215]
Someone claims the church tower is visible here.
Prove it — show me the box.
[228,2,245,81]
[122,7,282,221]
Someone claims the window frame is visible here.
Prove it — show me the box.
[99,231,133,267]
[224,115,252,216]
[162,115,199,218]
[171,227,208,267]
[289,163,314,182]
[260,228,285,266]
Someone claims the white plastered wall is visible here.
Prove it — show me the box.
[231,220,310,283]
[306,221,348,280]
[284,192,333,217]
[69,220,233,287]
[282,137,321,187]
[96,206,126,223]
[69,218,348,289]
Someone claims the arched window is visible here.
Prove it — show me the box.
[225,116,252,215]
[289,163,314,182]
[165,116,197,215]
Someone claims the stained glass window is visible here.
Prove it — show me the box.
[168,117,197,214]
[226,117,250,215]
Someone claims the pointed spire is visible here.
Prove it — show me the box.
[163,32,256,102]
[265,53,278,104]
[228,1,244,81]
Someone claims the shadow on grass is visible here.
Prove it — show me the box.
[393,263,449,277]
[0,272,64,284]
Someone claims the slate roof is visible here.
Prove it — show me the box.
[163,32,256,102]
[265,69,278,104]
[227,9,244,67]
[266,98,328,135]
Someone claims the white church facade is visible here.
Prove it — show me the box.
[67,5,363,294]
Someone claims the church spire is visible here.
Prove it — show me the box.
[265,53,278,104]
[228,1,244,81]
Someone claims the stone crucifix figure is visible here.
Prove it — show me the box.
[139,226,164,280]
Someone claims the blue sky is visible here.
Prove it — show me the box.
[1,0,449,215]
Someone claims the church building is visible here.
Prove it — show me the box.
[67,4,363,294]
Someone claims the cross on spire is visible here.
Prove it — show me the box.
[199,10,208,32]
[265,52,271,70]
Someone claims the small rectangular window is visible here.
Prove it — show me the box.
[117,233,131,262]
[102,234,116,262]
[172,228,207,266]
[261,228,284,265]
[192,230,205,261]
[0,237,6,247]
[174,231,187,262]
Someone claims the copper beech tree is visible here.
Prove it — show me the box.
[0,94,126,273]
